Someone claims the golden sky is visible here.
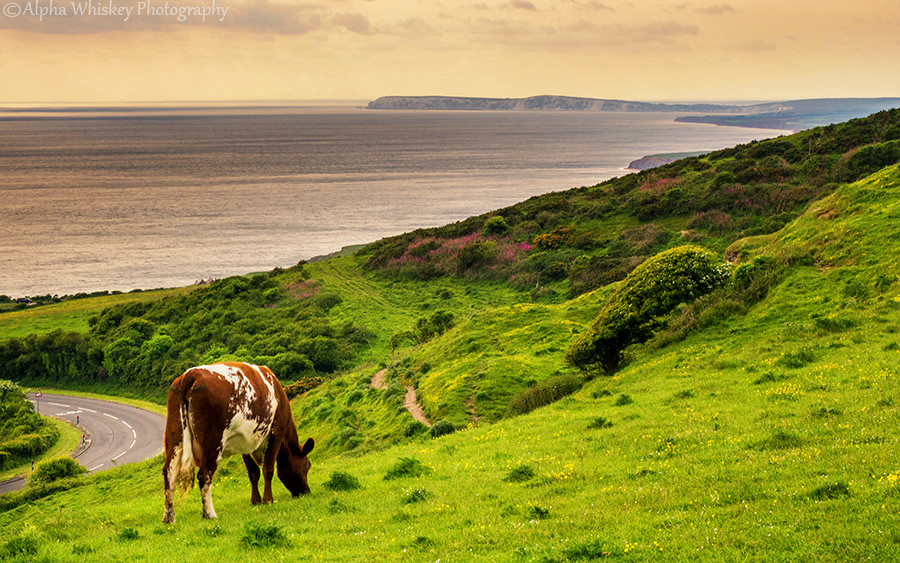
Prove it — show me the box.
[0,0,898,103]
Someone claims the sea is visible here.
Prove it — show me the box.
[0,105,787,297]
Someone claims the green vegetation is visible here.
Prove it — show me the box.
[28,457,87,486]
[566,245,729,372]
[4,109,900,560]
[0,380,59,470]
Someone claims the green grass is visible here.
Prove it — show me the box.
[0,287,197,339]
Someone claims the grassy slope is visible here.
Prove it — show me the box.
[0,287,197,339]
[4,169,900,561]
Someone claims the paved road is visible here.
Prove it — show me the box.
[0,392,167,494]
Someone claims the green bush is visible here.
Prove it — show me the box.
[503,464,536,483]
[587,416,613,429]
[29,457,87,486]
[505,374,585,417]
[118,527,139,542]
[613,394,633,406]
[402,488,429,504]
[483,216,510,235]
[323,471,362,492]
[240,521,289,548]
[384,457,431,480]
[567,245,730,372]
[430,420,456,438]
[403,421,429,437]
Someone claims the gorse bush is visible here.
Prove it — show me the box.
[567,245,730,373]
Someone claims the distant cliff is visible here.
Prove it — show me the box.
[367,95,760,114]
[367,95,900,132]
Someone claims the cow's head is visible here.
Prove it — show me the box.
[278,437,315,496]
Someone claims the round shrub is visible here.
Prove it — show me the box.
[29,457,86,486]
[567,245,730,372]
[323,471,362,492]
[430,419,456,438]
[483,216,510,235]
[403,421,429,437]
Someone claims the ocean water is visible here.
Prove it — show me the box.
[0,106,784,296]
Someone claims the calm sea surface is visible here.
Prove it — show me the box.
[0,106,784,296]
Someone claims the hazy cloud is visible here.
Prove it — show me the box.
[330,12,373,34]
[570,0,613,10]
[696,3,734,15]
[510,0,537,10]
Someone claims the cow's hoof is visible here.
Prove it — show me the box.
[202,511,218,520]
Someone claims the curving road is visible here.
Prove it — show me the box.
[0,392,167,494]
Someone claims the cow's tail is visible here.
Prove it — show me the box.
[166,372,198,503]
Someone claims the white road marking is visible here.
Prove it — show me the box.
[122,421,133,429]
[103,413,119,420]
[47,402,71,407]
[130,439,136,449]
[88,464,104,471]
[113,451,127,460]
[81,408,96,413]
[131,428,137,439]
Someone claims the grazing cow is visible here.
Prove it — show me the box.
[162,362,314,523]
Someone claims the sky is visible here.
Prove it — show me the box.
[0,0,898,104]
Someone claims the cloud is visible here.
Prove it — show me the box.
[696,3,733,15]
[465,17,698,50]
[570,0,613,10]
[509,0,537,10]
[330,12,373,34]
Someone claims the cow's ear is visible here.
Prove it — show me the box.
[300,437,315,457]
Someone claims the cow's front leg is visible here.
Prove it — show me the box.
[198,463,219,519]
[243,454,262,505]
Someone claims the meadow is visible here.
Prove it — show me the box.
[2,111,900,561]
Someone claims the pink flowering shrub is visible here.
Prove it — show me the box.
[382,233,532,281]
[284,279,321,300]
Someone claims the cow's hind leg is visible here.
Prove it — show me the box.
[162,466,176,524]
[198,462,219,519]
[243,454,263,505]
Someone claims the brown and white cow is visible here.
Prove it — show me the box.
[162,362,314,523]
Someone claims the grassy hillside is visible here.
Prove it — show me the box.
[4,165,900,560]
[3,110,900,560]
[0,287,197,340]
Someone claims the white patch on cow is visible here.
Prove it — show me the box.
[205,363,277,463]
[220,408,272,459]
